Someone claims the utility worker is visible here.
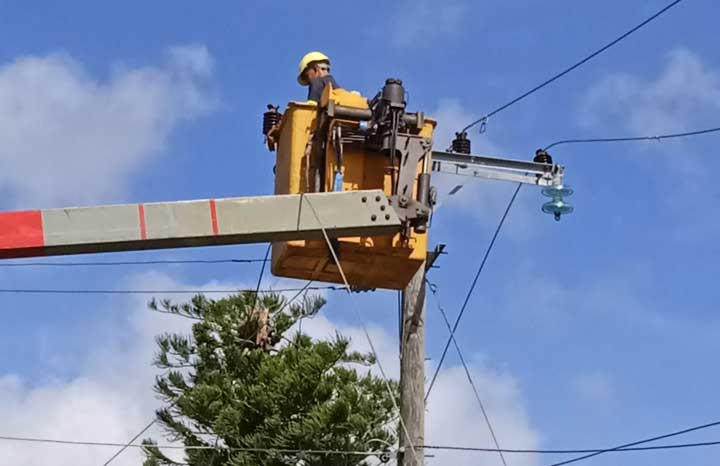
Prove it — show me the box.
[297,51,341,103]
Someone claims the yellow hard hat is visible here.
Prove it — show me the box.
[298,51,330,86]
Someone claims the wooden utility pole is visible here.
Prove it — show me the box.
[399,261,426,466]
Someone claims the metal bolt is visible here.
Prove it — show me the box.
[375,195,382,202]
[361,196,367,203]
[380,205,386,211]
[371,214,377,221]
[385,214,391,220]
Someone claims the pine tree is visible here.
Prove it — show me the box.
[142,291,397,466]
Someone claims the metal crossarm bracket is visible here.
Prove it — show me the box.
[431,151,564,186]
[0,190,401,259]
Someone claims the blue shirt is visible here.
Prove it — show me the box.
[307,75,341,103]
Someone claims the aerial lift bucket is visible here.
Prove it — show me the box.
[267,85,435,290]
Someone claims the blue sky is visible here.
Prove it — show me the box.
[1,1,719,465]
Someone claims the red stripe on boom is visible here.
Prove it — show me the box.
[209,199,219,235]
[138,204,147,240]
[0,210,44,250]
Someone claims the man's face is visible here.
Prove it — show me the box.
[304,62,329,83]
[305,67,319,82]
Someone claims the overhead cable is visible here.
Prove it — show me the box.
[250,244,272,309]
[6,419,720,457]
[278,279,315,315]
[544,419,720,466]
[544,126,720,150]
[425,184,522,402]
[0,435,384,457]
[426,279,507,466]
[301,195,421,466]
[101,274,313,464]
[460,0,685,133]
[422,439,720,454]
[0,285,341,295]
[100,418,158,466]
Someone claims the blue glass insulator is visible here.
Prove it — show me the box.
[541,184,573,221]
[541,184,574,198]
[542,199,574,221]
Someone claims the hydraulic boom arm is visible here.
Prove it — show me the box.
[0,190,400,259]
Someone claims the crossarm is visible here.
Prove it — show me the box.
[431,151,564,186]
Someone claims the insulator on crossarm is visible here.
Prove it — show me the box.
[541,184,574,221]
[263,104,282,135]
[451,131,471,154]
[534,149,553,164]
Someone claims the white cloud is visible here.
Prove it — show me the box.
[430,99,538,235]
[426,365,540,466]
[0,44,215,208]
[573,371,615,404]
[0,270,269,466]
[387,0,468,48]
[0,270,331,466]
[0,374,154,466]
[296,310,540,466]
[293,312,401,378]
[0,274,196,466]
[0,271,539,466]
[430,99,504,209]
[581,48,720,142]
[431,99,503,156]
[579,48,720,213]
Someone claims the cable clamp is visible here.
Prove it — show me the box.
[478,116,489,134]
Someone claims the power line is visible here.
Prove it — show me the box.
[425,183,522,402]
[0,285,342,295]
[100,418,158,466]
[283,279,316,340]
[0,434,384,457]
[545,419,720,466]
[278,279,315,315]
[0,258,268,267]
[424,437,720,454]
[98,256,304,465]
[6,423,720,457]
[426,279,507,466]
[461,0,685,133]
[302,194,421,466]
[444,439,720,453]
[250,244,272,309]
[544,125,720,150]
